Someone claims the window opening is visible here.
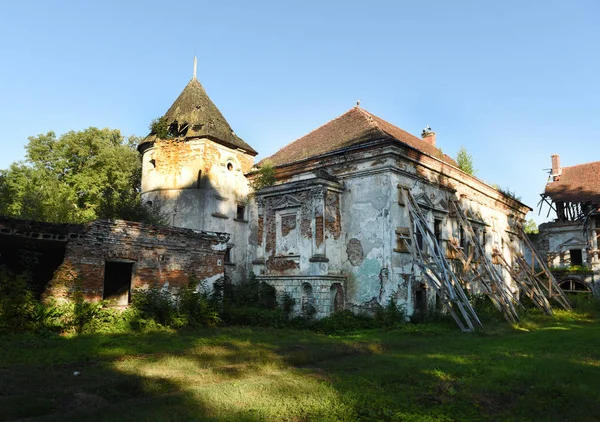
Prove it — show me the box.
[434,219,442,243]
[227,162,233,171]
[570,249,583,266]
[236,204,246,220]
[225,246,233,264]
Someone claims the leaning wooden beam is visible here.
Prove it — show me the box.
[514,228,572,311]
[400,188,482,332]
[448,200,520,324]
[493,249,554,315]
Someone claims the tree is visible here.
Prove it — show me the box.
[523,218,539,234]
[456,145,477,176]
[0,128,164,225]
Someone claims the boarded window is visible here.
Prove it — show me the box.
[212,195,229,218]
[276,212,298,255]
[395,227,410,253]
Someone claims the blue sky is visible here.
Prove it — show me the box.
[1,0,598,223]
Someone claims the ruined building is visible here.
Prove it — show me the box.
[141,75,542,324]
[536,155,600,294]
[0,217,229,303]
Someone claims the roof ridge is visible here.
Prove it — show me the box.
[355,107,389,136]
[562,160,600,170]
[258,107,364,165]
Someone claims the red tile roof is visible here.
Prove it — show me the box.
[545,161,600,204]
[261,107,457,167]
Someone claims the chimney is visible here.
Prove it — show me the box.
[421,130,436,146]
[551,154,561,180]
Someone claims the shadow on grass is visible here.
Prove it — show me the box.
[2,312,600,421]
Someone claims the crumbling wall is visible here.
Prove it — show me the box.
[44,220,228,302]
[140,137,252,283]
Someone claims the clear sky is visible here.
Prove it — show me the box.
[0,0,598,224]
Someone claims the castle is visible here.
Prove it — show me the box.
[137,75,533,319]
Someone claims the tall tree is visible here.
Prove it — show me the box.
[0,128,164,224]
[456,145,477,176]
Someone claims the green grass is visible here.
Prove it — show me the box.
[2,311,600,421]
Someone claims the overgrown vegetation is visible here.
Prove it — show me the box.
[550,264,591,274]
[149,115,174,140]
[2,304,600,421]
[250,161,276,190]
[496,185,522,201]
[0,269,410,336]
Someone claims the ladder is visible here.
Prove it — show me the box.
[399,187,482,332]
[448,200,521,324]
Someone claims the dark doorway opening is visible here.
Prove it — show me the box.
[330,283,344,313]
[103,261,133,305]
[415,284,428,316]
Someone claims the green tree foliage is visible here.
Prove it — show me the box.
[456,145,477,176]
[523,218,539,234]
[0,128,164,224]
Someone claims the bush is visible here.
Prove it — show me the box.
[0,267,38,333]
[567,293,600,313]
[178,278,220,328]
[307,310,379,333]
[375,297,408,328]
[130,286,177,327]
[130,278,220,329]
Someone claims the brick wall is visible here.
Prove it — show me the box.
[44,219,228,302]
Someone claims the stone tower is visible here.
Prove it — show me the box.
[138,76,257,282]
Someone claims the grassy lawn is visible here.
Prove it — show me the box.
[2,310,600,421]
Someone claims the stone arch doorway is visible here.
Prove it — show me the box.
[330,283,344,313]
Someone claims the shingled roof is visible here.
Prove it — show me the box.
[261,106,457,167]
[139,78,257,155]
[545,160,600,204]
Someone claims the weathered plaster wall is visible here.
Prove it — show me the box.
[533,218,600,295]
[140,137,253,282]
[44,220,228,303]
[247,141,530,317]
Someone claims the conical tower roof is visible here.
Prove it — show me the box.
[139,78,257,155]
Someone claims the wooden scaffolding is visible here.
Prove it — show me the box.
[447,200,521,324]
[493,229,572,314]
[399,187,482,332]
